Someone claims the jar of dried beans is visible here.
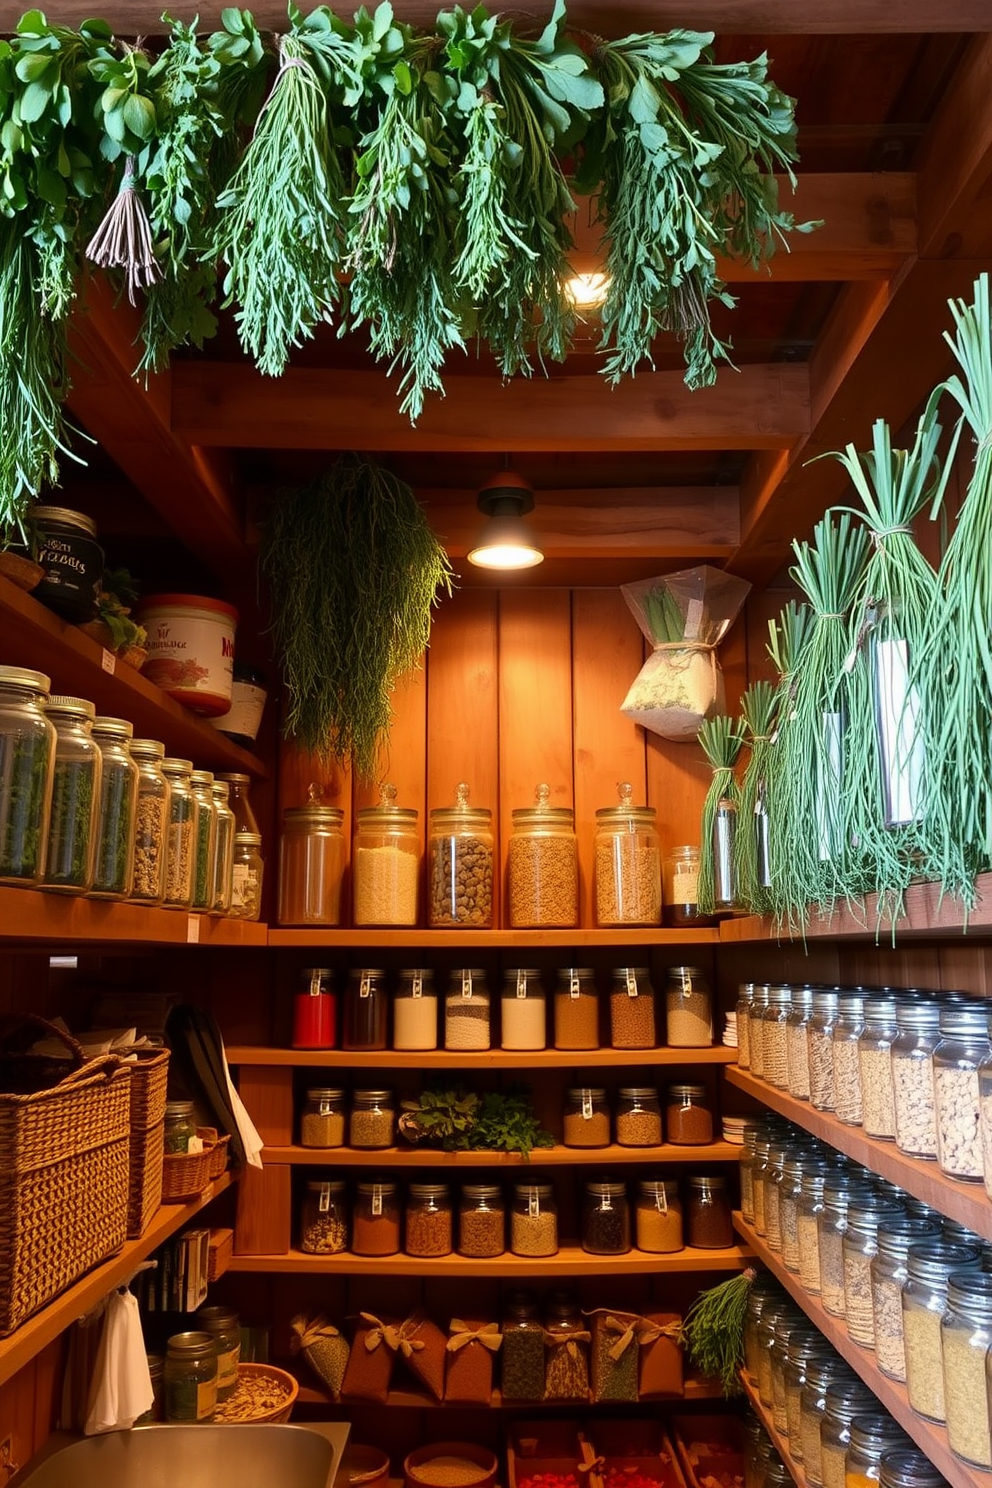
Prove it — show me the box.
[582,1180,631,1254]
[892,998,940,1160]
[445,969,490,1051]
[616,1086,662,1146]
[405,1183,453,1257]
[858,994,899,1140]
[941,1270,992,1466]
[501,968,546,1051]
[459,1184,505,1258]
[563,1087,610,1148]
[0,665,56,887]
[841,1197,906,1348]
[343,967,388,1051]
[665,965,713,1047]
[686,1174,733,1248]
[609,965,656,1049]
[635,1178,682,1252]
[554,967,599,1050]
[349,1088,395,1149]
[129,737,169,905]
[42,695,100,893]
[594,782,661,926]
[428,783,493,928]
[809,987,840,1110]
[90,716,138,898]
[353,783,419,927]
[507,784,578,928]
[832,991,866,1125]
[933,1001,991,1181]
[786,985,815,1100]
[393,968,437,1051]
[902,1240,982,1422]
[870,1217,941,1382]
[300,1179,348,1254]
[511,1184,557,1257]
[352,1181,400,1256]
[666,1083,713,1145]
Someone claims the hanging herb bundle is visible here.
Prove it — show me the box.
[697,713,745,916]
[679,1269,754,1396]
[734,681,777,915]
[764,600,812,921]
[261,453,454,777]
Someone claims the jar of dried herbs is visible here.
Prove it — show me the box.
[41,695,100,893]
[582,1180,630,1254]
[164,1330,217,1422]
[543,1293,590,1401]
[129,738,169,904]
[190,769,218,912]
[162,757,195,907]
[0,665,56,886]
[300,1178,348,1254]
[164,1100,196,1153]
[90,716,138,899]
[230,831,263,920]
[196,1306,241,1402]
[210,779,235,914]
[458,1184,505,1258]
[501,1292,545,1401]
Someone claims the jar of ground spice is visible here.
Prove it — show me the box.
[459,1184,505,1258]
[582,1180,631,1254]
[405,1183,453,1257]
[666,1084,713,1144]
[128,738,169,904]
[300,1088,346,1148]
[353,1181,401,1256]
[616,1087,662,1146]
[501,968,546,1050]
[665,965,713,1047]
[353,783,420,927]
[687,1174,733,1248]
[508,784,579,928]
[445,969,490,1051]
[635,1178,683,1253]
[511,1183,558,1257]
[502,1292,546,1401]
[563,1087,610,1148]
[349,1089,396,1149]
[343,967,388,1051]
[554,967,599,1050]
[393,968,438,1050]
[543,1293,590,1400]
[300,1179,348,1253]
[293,967,337,1050]
[609,966,656,1049]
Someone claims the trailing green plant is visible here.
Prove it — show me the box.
[91,565,146,654]
[399,1082,554,1159]
[697,712,745,915]
[734,680,777,914]
[679,1268,754,1395]
[260,453,454,776]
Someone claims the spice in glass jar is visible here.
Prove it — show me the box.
[615,1087,662,1146]
[686,1175,733,1248]
[300,1087,346,1147]
[635,1179,682,1253]
[162,757,195,907]
[405,1183,453,1257]
[0,666,56,886]
[609,966,656,1049]
[666,1084,713,1144]
[349,1089,395,1149]
[352,1181,400,1256]
[393,968,437,1050]
[665,965,713,1046]
[42,695,100,892]
[164,1331,217,1423]
[511,1183,557,1257]
[90,716,138,898]
[300,1179,348,1253]
[459,1184,504,1258]
[554,967,599,1050]
[501,968,546,1050]
[563,1087,610,1148]
[445,969,490,1051]
[189,769,218,912]
[507,784,578,928]
[582,1180,630,1254]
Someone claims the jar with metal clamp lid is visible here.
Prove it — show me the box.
[636,1178,682,1253]
[428,782,493,927]
[563,1086,610,1148]
[665,964,713,1047]
[609,965,656,1049]
[446,968,490,1051]
[0,666,56,886]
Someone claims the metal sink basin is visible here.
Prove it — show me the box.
[10,1422,350,1488]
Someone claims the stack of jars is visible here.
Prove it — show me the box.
[161,1305,241,1423]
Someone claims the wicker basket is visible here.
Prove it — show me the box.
[161,1136,216,1202]
[214,1362,298,1424]
[207,1132,230,1180]
[0,1017,131,1336]
[125,1048,169,1238]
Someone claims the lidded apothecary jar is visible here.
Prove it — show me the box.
[858,994,898,1140]
[609,965,656,1049]
[349,1088,396,1149]
[42,695,100,893]
[563,1087,610,1148]
[343,968,388,1051]
[162,757,195,907]
[277,795,345,926]
[353,1181,401,1256]
[393,968,437,1051]
[428,782,493,928]
[189,769,218,913]
[582,1180,631,1255]
[501,968,546,1051]
[405,1183,453,1258]
[554,967,599,1050]
[129,738,170,905]
[665,965,713,1047]
[809,987,840,1110]
[892,998,940,1160]
[616,1087,662,1147]
[210,779,235,915]
[686,1174,733,1248]
[508,783,578,928]
[446,968,490,1051]
[933,1001,991,1181]
[353,783,419,927]
[0,665,56,886]
[594,782,661,926]
[511,1183,557,1257]
[90,715,138,899]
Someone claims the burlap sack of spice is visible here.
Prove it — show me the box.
[444,1317,502,1405]
[290,1312,350,1401]
[543,1326,591,1402]
[635,1311,683,1398]
[586,1309,640,1403]
[340,1311,401,1404]
[393,1309,448,1401]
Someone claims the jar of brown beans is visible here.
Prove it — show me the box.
[666,1083,713,1144]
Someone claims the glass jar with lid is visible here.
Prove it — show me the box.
[293,966,336,1050]
[749,984,770,1080]
[216,772,259,835]
[544,1292,590,1400]
[405,1183,453,1257]
[686,1174,733,1248]
[785,1338,836,1460]
[800,1356,855,1487]
[42,695,100,892]
[786,986,815,1100]
[933,1001,991,1180]
[128,738,169,905]
[594,781,661,926]
[229,831,263,920]
[502,1292,545,1401]
[765,1457,792,1488]
[782,1155,826,1274]
[974,1012,992,1200]
[762,1139,790,1254]
[196,1306,241,1402]
[751,1132,774,1237]
[459,1184,505,1258]
[349,1088,395,1149]
[843,1418,910,1488]
[743,1275,781,1382]
[428,782,493,928]
[189,770,218,912]
[162,757,195,907]
[635,1178,682,1253]
[892,998,940,1160]
[773,1323,817,1435]
[164,1099,196,1153]
[609,966,656,1049]
[818,1178,876,1317]
[90,716,138,898]
[761,985,792,1088]
[809,988,840,1110]
[164,1330,217,1422]
[353,783,419,926]
[755,1299,790,1405]
[858,995,898,1139]
[445,968,490,1051]
[210,779,235,914]
[739,1121,760,1225]
[554,967,599,1050]
[511,1183,557,1257]
[798,1167,831,1294]
[665,965,713,1047]
[743,1419,773,1488]
[666,1084,713,1145]
[819,1381,880,1488]
[842,1197,906,1347]
[878,1451,946,1488]
[662,845,709,927]
[343,967,388,1051]
[300,1087,346,1147]
[501,968,546,1051]
[0,665,56,886]
[941,1270,992,1466]
[563,1087,610,1148]
[902,1240,982,1422]
[832,991,866,1125]
[582,1179,631,1255]
[277,796,345,926]
[393,968,437,1051]
[508,783,578,927]
[870,1216,940,1382]
[353,1181,400,1256]
[736,983,755,1069]
[616,1087,662,1146]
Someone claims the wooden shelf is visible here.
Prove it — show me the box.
[738,1368,806,1488]
[262,1141,741,1166]
[228,1241,751,1277]
[735,1213,989,1488]
[268,927,719,948]
[0,887,268,946]
[0,574,265,778]
[293,1375,725,1408]
[718,875,992,944]
[228,1045,737,1069]
[0,1172,234,1387]
[726,1067,992,1241]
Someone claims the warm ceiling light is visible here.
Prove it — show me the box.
[563,270,611,309]
[467,470,545,571]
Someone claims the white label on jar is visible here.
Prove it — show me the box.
[517,971,527,999]
[309,970,322,997]
[582,1092,593,1119]
[528,1191,539,1218]
[655,1188,668,1213]
[319,1099,332,1116]
[231,863,252,905]
[570,974,580,1000]
[101,647,116,675]
[372,1187,383,1217]
[462,972,473,999]
[319,1183,330,1213]
[626,970,637,998]
[412,973,422,999]
[186,916,200,944]
[360,974,371,999]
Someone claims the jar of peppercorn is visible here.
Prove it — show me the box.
[582,1180,631,1255]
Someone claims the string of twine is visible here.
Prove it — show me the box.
[870,523,913,549]
[253,36,311,136]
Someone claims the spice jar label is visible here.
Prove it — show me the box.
[101,647,116,675]
[626,970,637,997]
[570,974,580,999]
[319,1183,330,1213]
[319,1099,332,1116]
[309,970,322,996]
[528,1191,539,1218]
[655,1189,668,1213]
[412,974,422,998]
[517,971,527,999]
[372,1187,383,1217]
[582,1092,593,1119]
[463,972,473,998]
[360,974,371,999]
[186,915,200,944]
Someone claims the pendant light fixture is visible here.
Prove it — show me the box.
[467,468,545,571]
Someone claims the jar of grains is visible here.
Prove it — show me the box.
[616,1087,662,1146]
[459,1184,505,1258]
[773,1324,818,1434]
[748,983,770,1080]
[892,998,940,1160]
[755,1300,790,1406]
[42,695,100,893]
[343,967,388,1051]
[902,1240,982,1422]
[129,739,169,904]
[300,1087,346,1147]
[90,716,138,898]
[189,770,217,913]
[352,783,419,927]
[428,783,493,928]
[582,1179,631,1254]
[662,845,709,927]
[196,1306,241,1402]
[445,969,490,1051]
[819,1382,880,1488]
[786,986,815,1100]
[393,968,437,1051]
[507,783,578,927]
[751,1133,774,1238]
[609,966,656,1049]
[844,1418,911,1488]
[352,1181,401,1256]
[974,1015,992,1200]
[785,1338,836,1460]
[736,982,755,1069]
[800,1356,856,1488]
[743,1420,773,1488]
[501,968,546,1050]
[818,1179,876,1317]
[743,1276,781,1382]
[798,1167,830,1295]
[162,758,195,907]
[554,967,599,1050]
[405,1183,453,1257]
[841,1198,906,1348]
[666,1084,713,1145]
[277,798,345,926]
[210,779,235,914]
[941,1270,992,1467]
[763,1139,792,1253]
[502,1293,545,1401]
[781,1155,826,1275]
[0,666,56,887]
[739,1121,760,1225]
[563,1087,611,1148]
[858,995,899,1140]
[933,1001,992,1181]
[511,1183,558,1257]
[760,984,793,1088]
[300,1179,348,1254]
[878,1452,946,1488]
[229,831,263,920]
[869,1217,940,1382]
[832,991,866,1125]
[349,1088,395,1149]
[809,988,840,1110]
[665,965,713,1047]
[594,782,661,926]
[293,966,336,1050]
[164,1331,217,1423]
[686,1174,733,1248]
[636,1178,682,1253]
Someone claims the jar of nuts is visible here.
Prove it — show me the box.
[933,1001,992,1182]
[594,782,661,926]
[507,783,578,928]
[300,1178,348,1254]
[428,783,493,928]
[609,966,657,1049]
[892,998,941,1160]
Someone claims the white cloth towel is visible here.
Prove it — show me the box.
[83,1289,154,1434]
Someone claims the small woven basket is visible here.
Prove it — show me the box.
[207,1132,230,1180]
[214,1362,298,1424]
[161,1136,215,1202]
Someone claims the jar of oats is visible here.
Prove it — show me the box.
[832,991,866,1125]
[797,1166,830,1294]
[809,987,840,1110]
[858,994,898,1139]
[870,1216,940,1382]
[594,782,661,926]
[508,784,578,927]
[892,998,940,1160]
[785,985,815,1100]
[841,1197,905,1349]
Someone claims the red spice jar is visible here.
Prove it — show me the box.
[292,966,337,1049]
[665,1083,713,1144]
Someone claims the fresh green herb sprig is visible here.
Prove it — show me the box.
[697,712,744,915]
[400,1083,554,1159]
[680,1269,754,1395]
[734,680,777,914]
[641,582,687,643]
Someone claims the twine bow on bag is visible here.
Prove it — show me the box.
[359,1312,413,1355]
[544,1329,591,1361]
[635,1317,682,1347]
[290,1312,340,1352]
[447,1320,502,1353]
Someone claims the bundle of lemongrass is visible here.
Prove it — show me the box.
[734,681,778,915]
[697,714,745,915]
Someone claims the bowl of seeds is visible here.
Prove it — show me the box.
[403,1443,498,1488]
[213,1362,299,1424]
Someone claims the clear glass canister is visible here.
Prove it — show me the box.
[762,1140,790,1253]
[292,966,336,1049]
[594,781,661,926]
[501,968,546,1050]
[892,999,940,1161]
[809,988,840,1110]
[196,1306,241,1402]
[786,986,815,1100]
[662,844,709,927]
[736,982,755,1069]
[343,968,388,1051]
[798,1167,830,1294]
[164,1331,217,1423]
[870,1217,941,1382]
[749,984,770,1080]
[352,1181,401,1256]
[164,1099,196,1153]
[902,1240,983,1422]
[761,984,793,1088]
[781,1155,824,1274]
[353,783,419,927]
[229,831,263,920]
[843,1417,910,1488]
[739,1121,759,1225]
[977,1013,992,1201]
[743,1420,773,1488]
[785,1338,835,1459]
[90,716,138,898]
[511,1183,558,1257]
[502,1293,546,1401]
[300,1087,346,1148]
[210,779,235,914]
[129,738,169,904]
[832,991,866,1125]
[819,1382,880,1488]
[277,800,345,926]
[563,1087,611,1148]
[445,968,490,1051]
[858,995,898,1140]
[755,1300,789,1405]
[665,965,713,1047]
[216,771,259,834]
[554,967,599,1050]
[616,1086,662,1146]
[743,1276,780,1382]
[751,1133,773,1237]
[666,1083,713,1145]
[0,666,56,886]
[189,770,217,912]
[393,968,437,1051]
[687,1174,733,1248]
[349,1088,395,1149]
[162,757,195,907]
[941,1269,992,1467]
[508,783,577,928]
[933,1001,991,1181]
[428,782,493,928]
[405,1182,453,1257]
[459,1183,505,1258]
[818,1179,876,1317]
[609,965,656,1049]
[842,1198,906,1348]
[800,1356,855,1487]
[42,695,100,892]
[582,1179,630,1255]
[878,1452,946,1488]
[636,1178,682,1253]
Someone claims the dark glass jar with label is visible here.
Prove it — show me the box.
[32,505,104,621]
[666,1084,713,1145]
[164,1331,217,1423]
[582,1180,631,1255]
[686,1175,733,1248]
[343,967,388,1051]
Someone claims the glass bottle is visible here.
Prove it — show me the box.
[798,1166,830,1294]
[343,968,388,1051]
[129,738,170,905]
[711,796,737,909]
[353,782,420,927]
[809,988,840,1110]
[609,965,656,1049]
[749,984,770,1080]
[90,716,138,898]
[501,1293,545,1401]
[666,1084,713,1145]
[196,1306,241,1402]
[210,779,235,914]
[562,1087,611,1148]
[405,1183,453,1258]
[902,1240,982,1422]
[189,769,217,913]
[229,831,263,920]
[393,968,437,1051]
[933,1001,992,1181]
[300,1087,346,1147]
[507,783,578,928]
[832,991,866,1125]
[761,984,792,1088]
[869,1216,940,1382]
[941,1269,992,1467]
[41,695,100,893]
[277,798,345,927]
[352,1181,401,1256]
[216,772,259,834]
[427,782,493,928]
[819,1381,880,1488]
[662,844,709,926]
[616,1087,662,1147]
[892,998,940,1161]
[858,994,898,1139]
[800,1356,855,1487]
[841,1197,906,1348]
[459,1184,505,1258]
[0,665,56,886]
[445,968,490,1051]
[349,1089,396,1149]
[582,1180,630,1255]
[739,1121,759,1225]
[635,1178,682,1253]
[162,757,195,908]
[594,781,661,926]
[511,1183,557,1257]
[293,966,337,1050]
[164,1331,217,1423]
[501,968,546,1051]
[554,967,599,1050]
[686,1174,733,1248]
[844,1419,911,1488]
[543,1293,590,1400]
[736,982,755,1069]
[665,965,713,1047]
[786,985,815,1100]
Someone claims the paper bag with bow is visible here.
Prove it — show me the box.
[636,1310,683,1398]
[395,1308,449,1401]
[444,1317,502,1404]
[586,1309,640,1403]
[340,1311,402,1404]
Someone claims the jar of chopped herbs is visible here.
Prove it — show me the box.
[190,770,218,913]
[502,1292,546,1401]
[91,716,138,899]
[162,758,195,907]
[0,665,56,886]
[130,739,170,905]
[41,695,100,893]
[210,779,236,915]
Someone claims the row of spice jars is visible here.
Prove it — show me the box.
[299,1173,732,1257]
[292,963,714,1052]
[562,1084,713,1147]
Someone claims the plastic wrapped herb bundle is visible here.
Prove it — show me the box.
[619,567,750,740]
[735,682,777,914]
[697,714,745,915]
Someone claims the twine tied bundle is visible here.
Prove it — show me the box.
[359,1311,425,1357]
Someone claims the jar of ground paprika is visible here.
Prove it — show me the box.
[666,1084,713,1144]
